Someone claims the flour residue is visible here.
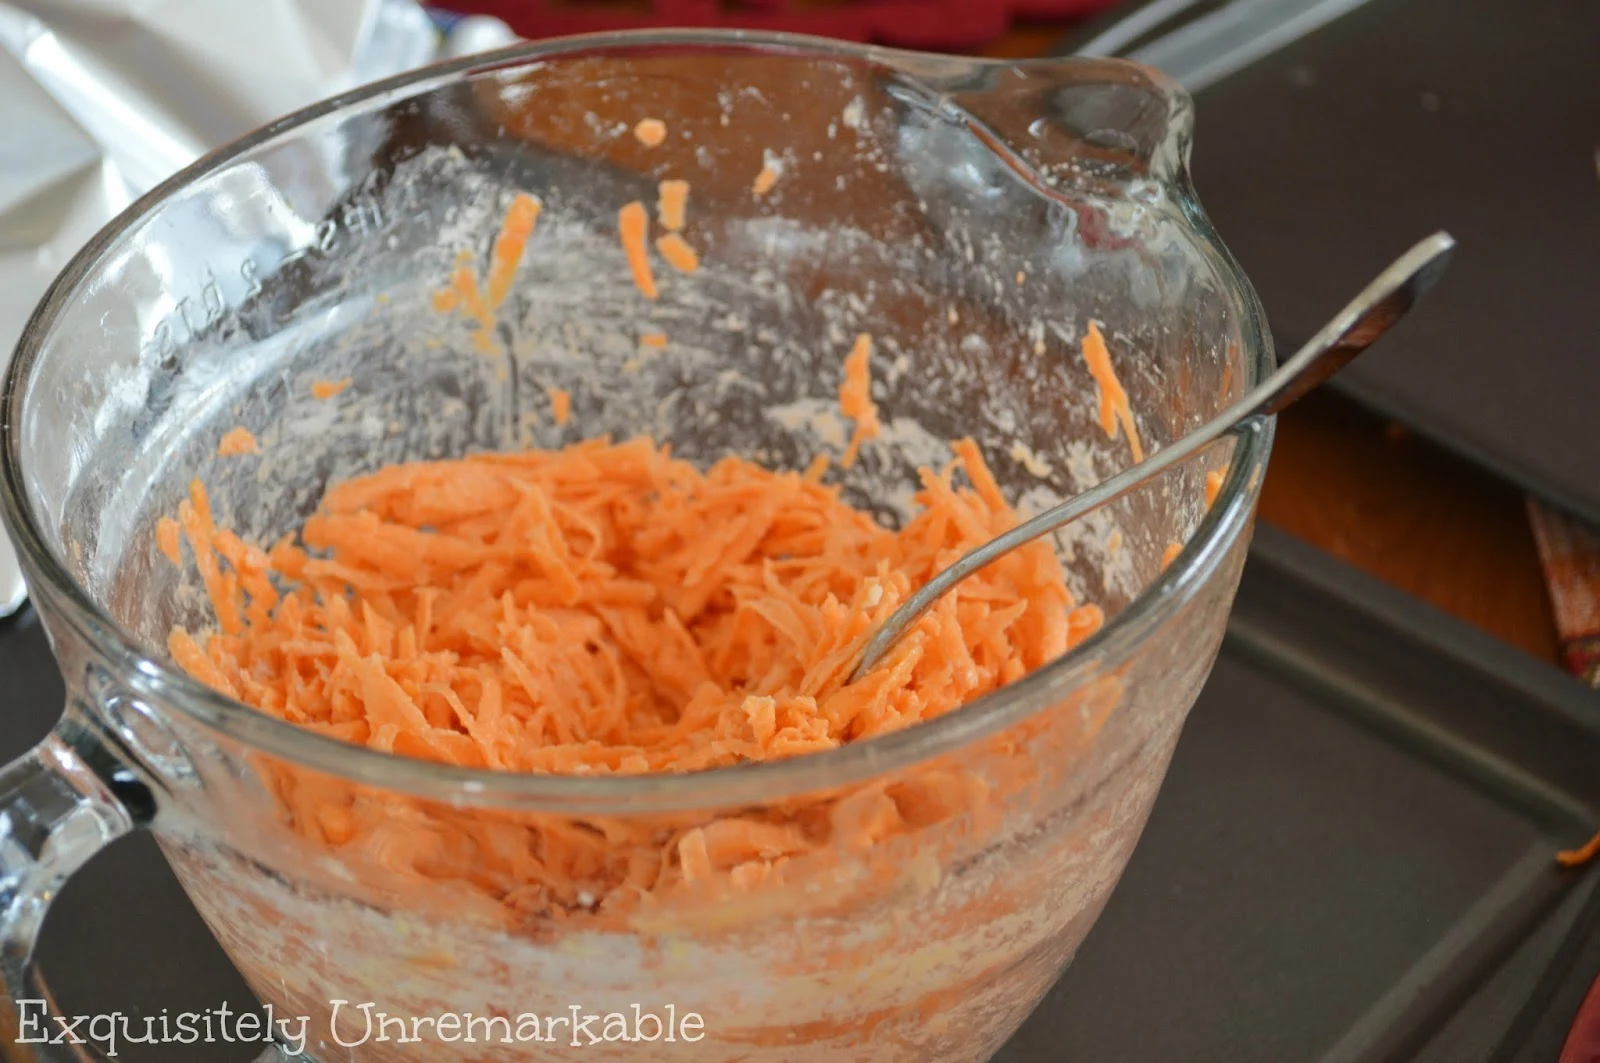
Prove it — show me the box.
[841,96,866,131]
[1008,442,1052,479]
[765,397,850,450]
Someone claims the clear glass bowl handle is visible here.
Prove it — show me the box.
[0,717,298,1062]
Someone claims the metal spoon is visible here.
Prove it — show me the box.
[850,231,1457,680]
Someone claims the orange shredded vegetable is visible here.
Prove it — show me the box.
[640,332,668,349]
[1558,831,1600,868]
[159,236,1129,926]
[311,379,351,400]
[633,118,667,147]
[155,438,1127,953]
[168,433,1083,775]
[1081,321,1144,463]
[217,428,259,457]
[156,517,183,566]
[450,257,492,334]
[657,179,689,231]
[618,201,658,300]
[1067,604,1104,646]
[838,333,879,469]
[752,164,779,197]
[1160,542,1183,572]
[1205,467,1228,509]
[484,193,542,310]
[429,288,458,314]
[432,194,541,352]
[655,232,700,274]
[547,386,572,426]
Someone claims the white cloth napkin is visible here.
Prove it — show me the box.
[0,0,515,617]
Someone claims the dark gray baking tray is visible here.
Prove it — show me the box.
[2,526,1599,1061]
[1000,527,1600,1063]
[1064,0,1600,527]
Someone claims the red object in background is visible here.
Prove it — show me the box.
[444,0,1119,52]
[1561,971,1600,1063]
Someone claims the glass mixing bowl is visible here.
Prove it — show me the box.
[0,30,1271,1063]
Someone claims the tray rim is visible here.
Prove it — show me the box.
[1243,523,1600,741]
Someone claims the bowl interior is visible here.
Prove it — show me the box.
[12,42,1249,662]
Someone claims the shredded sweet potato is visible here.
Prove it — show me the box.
[838,333,879,469]
[752,162,779,198]
[1558,831,1600,868]
[165,431,1097,916]
[450,258,492,335]
[1067,604,1104,646]
[1205,467,1227,508]
[217,427,259,457]
[634,118,667,147]
[618,201,658,300]
[156,517,183,566]
[311,379,351,400]
[171,427,1079,768]
[547,386,571,426]
[432,194,541,353]
[1081,321,1144,463]
[484,193,542,310]
[162,338,1108,916]
[655,232,699,274]
[657,179,689,231]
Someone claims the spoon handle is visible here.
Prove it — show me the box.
[850,231,1456,680]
